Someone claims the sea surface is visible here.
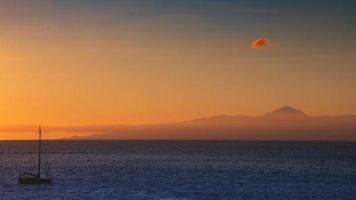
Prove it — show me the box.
[0,140,355,200]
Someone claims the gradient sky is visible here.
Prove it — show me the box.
[1,0,356,137]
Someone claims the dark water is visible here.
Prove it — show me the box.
[0,140,355,200]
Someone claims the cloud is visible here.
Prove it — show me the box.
[250,38,269,49]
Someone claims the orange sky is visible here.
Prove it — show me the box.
[1,1,356,139]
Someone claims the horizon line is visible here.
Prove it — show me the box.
[1,105,356,131]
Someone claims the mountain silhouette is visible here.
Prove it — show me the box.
[61,106,356,141]
[265,106,306,116]
[261,106,308,120]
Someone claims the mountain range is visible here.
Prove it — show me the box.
[66,106,356,141]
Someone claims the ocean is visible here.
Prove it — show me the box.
[0,141,355,200]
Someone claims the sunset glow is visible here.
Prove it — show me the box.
[1,1,356,139]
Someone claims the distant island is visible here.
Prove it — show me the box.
[62,106,356,141]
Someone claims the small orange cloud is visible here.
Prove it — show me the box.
[250,38,269,49]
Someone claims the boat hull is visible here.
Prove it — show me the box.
[19,177,52,184]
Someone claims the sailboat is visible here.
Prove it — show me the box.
[19,125,52,184]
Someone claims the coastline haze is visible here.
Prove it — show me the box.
[2,106,356,141]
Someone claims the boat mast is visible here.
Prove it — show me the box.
[38,125,41,177]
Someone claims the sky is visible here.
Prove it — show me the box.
[1,0,356,139]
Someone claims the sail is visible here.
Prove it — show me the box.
[19,125,52,184]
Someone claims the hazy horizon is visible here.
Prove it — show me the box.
[1,105,356,140]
